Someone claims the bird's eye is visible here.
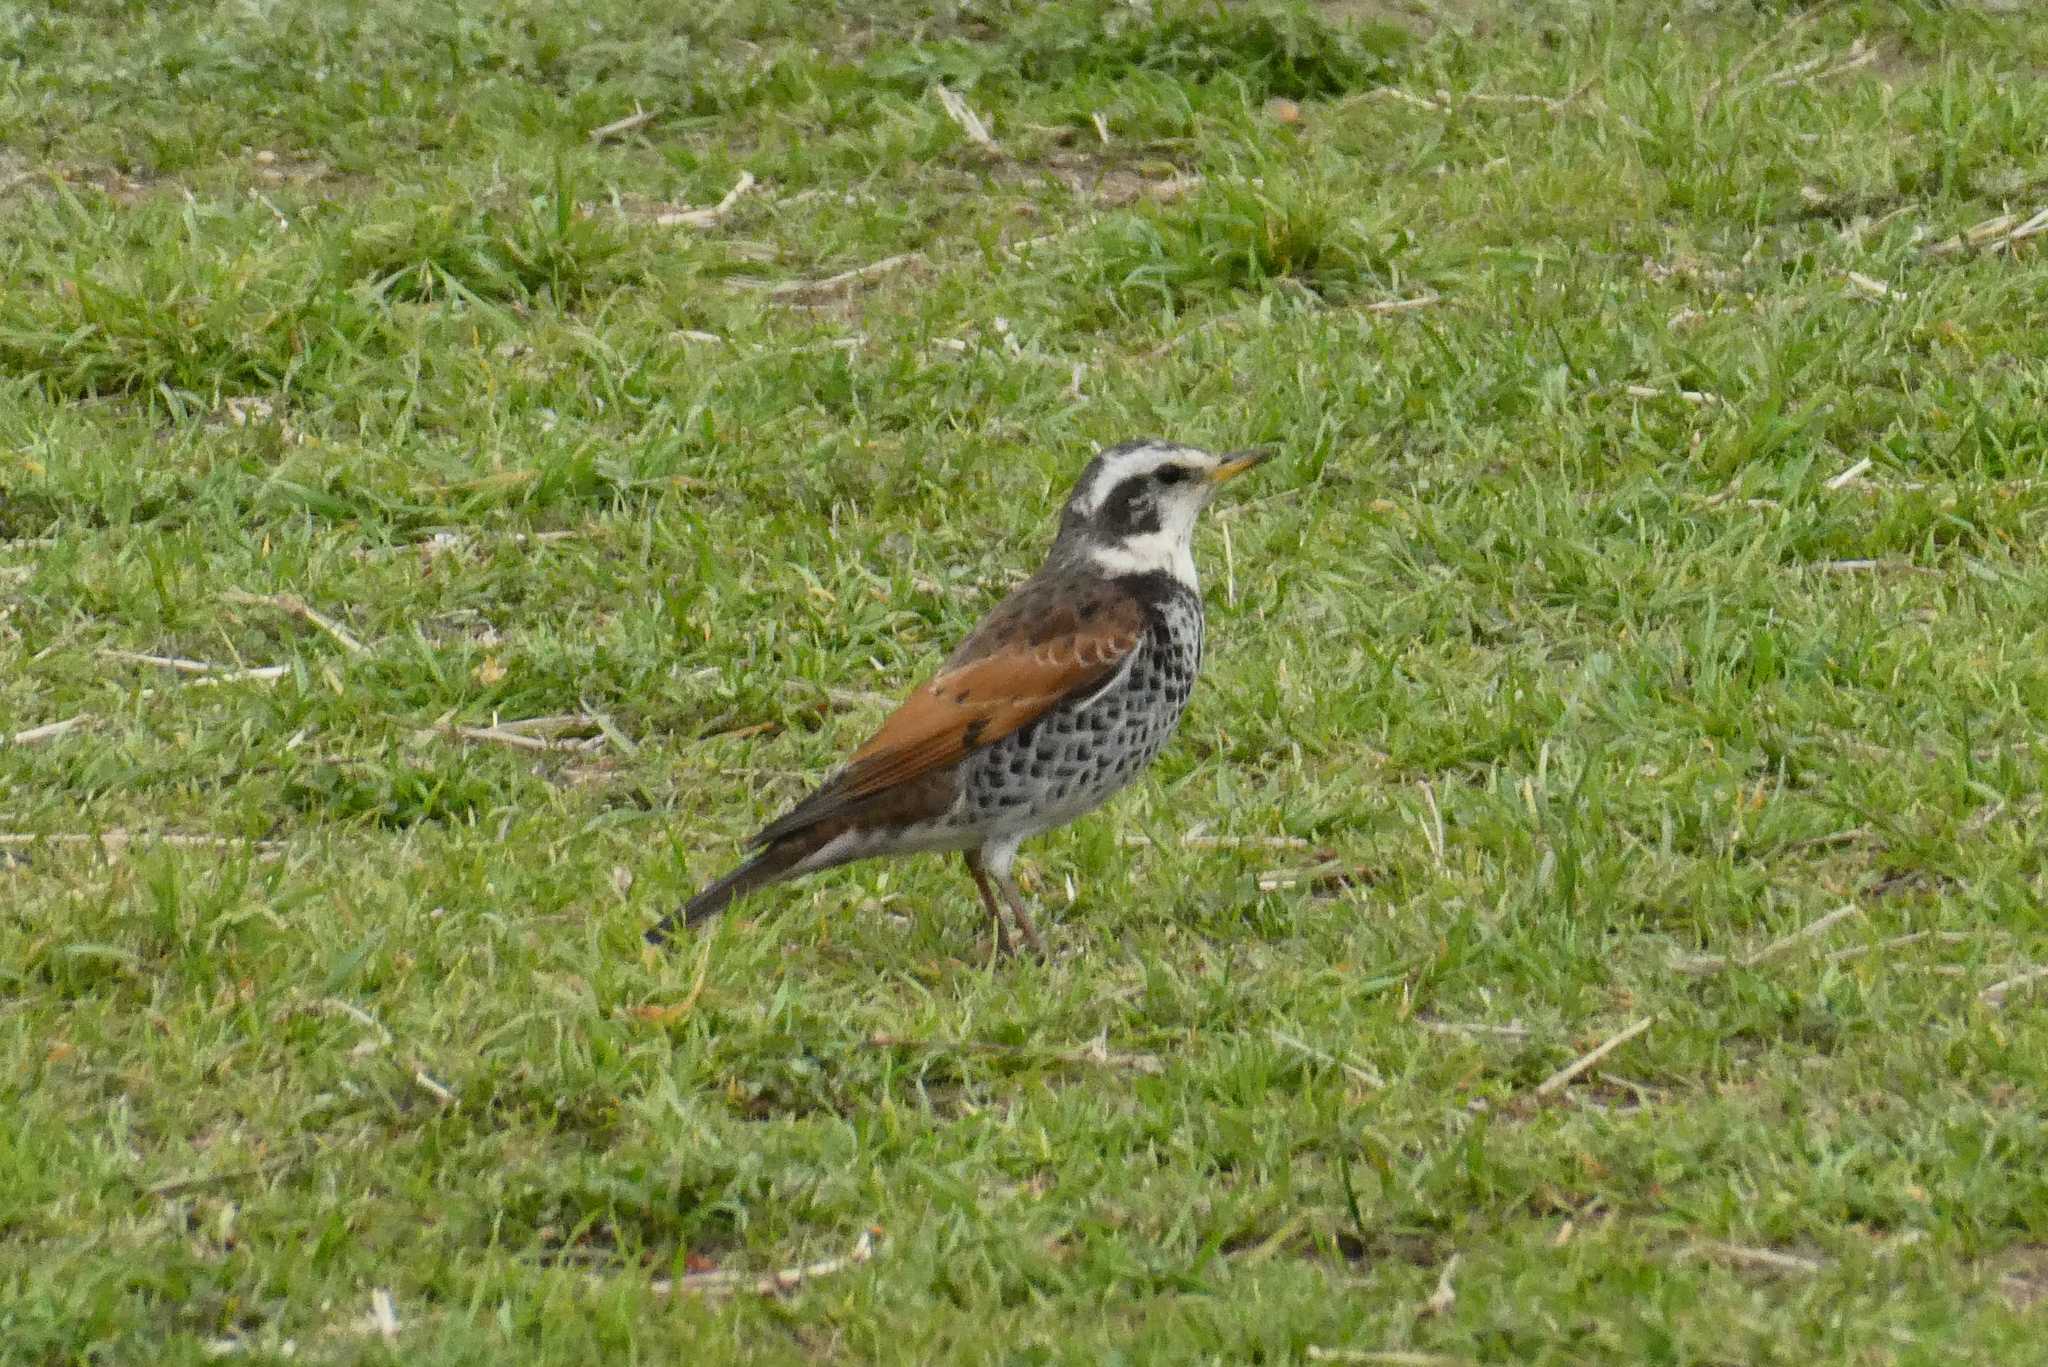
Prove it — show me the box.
[1155,466,1190,486]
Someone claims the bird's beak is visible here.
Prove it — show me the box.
[1208,447,1273,485]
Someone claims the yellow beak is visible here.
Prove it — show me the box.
[1208,447,1273,484]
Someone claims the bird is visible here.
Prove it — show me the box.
[645,438,1270,954]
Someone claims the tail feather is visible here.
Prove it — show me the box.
[644,831,823,946]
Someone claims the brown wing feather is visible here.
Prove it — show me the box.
[749,579,1141,848]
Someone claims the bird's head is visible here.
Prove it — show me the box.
[1054,439,1271,585]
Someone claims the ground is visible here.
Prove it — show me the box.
[4,0,2048,1362]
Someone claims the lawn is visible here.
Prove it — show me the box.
[4,0,2048,1361]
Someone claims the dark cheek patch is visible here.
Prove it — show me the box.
[1102,484,1162,539]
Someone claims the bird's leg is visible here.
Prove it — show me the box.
[993,866,1047,958]
[964,850,1014,957]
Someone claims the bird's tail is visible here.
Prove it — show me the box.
[643,831,824,946]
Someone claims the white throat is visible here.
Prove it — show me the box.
[1086,529,1199,587]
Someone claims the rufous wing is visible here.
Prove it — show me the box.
[749,587,1142,847]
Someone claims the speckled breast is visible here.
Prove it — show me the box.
[957,581,1204,837]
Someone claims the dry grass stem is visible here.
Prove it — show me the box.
[1696,0,1842,119]
[636,1228,879,1297]
[224,590,367,655]
[1435,81,1594,113]
[1925,204,2048,256]
[365,1290,400,1344]
[655,172,757,228]
[433,720,607,753]
[1763,37,1877,88]
[99,649,231,673]
[933,84,1000,154]
[175,665,293,691]
[1534,1016,1653,1097]
[5,715,90,745]
[412,1068,456,1106]
[1269,1027,1384,1090]
[1683,1241,1826,1274]
[1420,1254,1459,1317]
[1417,1018,1531,1039]
[1624,383,1720,406]
[1823,457,1874,490]
[1417,779,1446,867]
[1981,966,2048,1009]
[0,830,284,855]
[1357,87,1448,113]
[1138,317,1238,361]
[1844,270,1907,301]
[1119,832,1311,850]
[768,251,924,300]
[1675,904,1862,976]
[1813,558,1933,575]
[587,104,657,142]
[866,1033,1164,1074]
[1364,291,1441,315]
[1824,930,1970,965]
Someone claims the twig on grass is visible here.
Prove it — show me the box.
[654,172,757,229]
[932,84,1000,154]
[1824,930,1970,964]
[1356,87,1447,113]
[1981,966,2048,1009]
[1696,0,1843,119]
[319,997,394,1046]
[178,665,293,691]
[1363,291,1442,316]
[1823,457,1874,490]
[4,715,90,745]
[1924,205,2048,256]
[411,1068,457,1106]
[1812,558,1935,575]
[1674,904,1862,976]
[1533,1017,1653,1098]
[145,1156,297,1198]
[1844,269,1907,302]
[1623,383,1720,406]
[866,1032,1164,1074]
[1119,832,1311,851]
[99,649,225,673]
[433,721,608,754]
[223,590,366,655]
[1435,81,1595,113]
[1138,317,1239,362]
[0,830,283,856]
[1682,1241,1826,1275]
[104,649,295,694]
[1419,1254,1459,1316]
[1417,779,1446,868]
[1762,37,1877,88]
[640,1228,879,1298]
[1307,1350,1466,1366]
[588,104,657,143]
[1416,1017,1531,1040]
[1269,1027,1384,1090]
[365,1291,401,1344]
[767,251,925,300]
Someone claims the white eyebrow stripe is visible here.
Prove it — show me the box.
[1077,442,1203,515]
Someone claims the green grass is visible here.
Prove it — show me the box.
[5,0,2048,1360]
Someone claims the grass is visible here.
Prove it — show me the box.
[4,0,2048,1360]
